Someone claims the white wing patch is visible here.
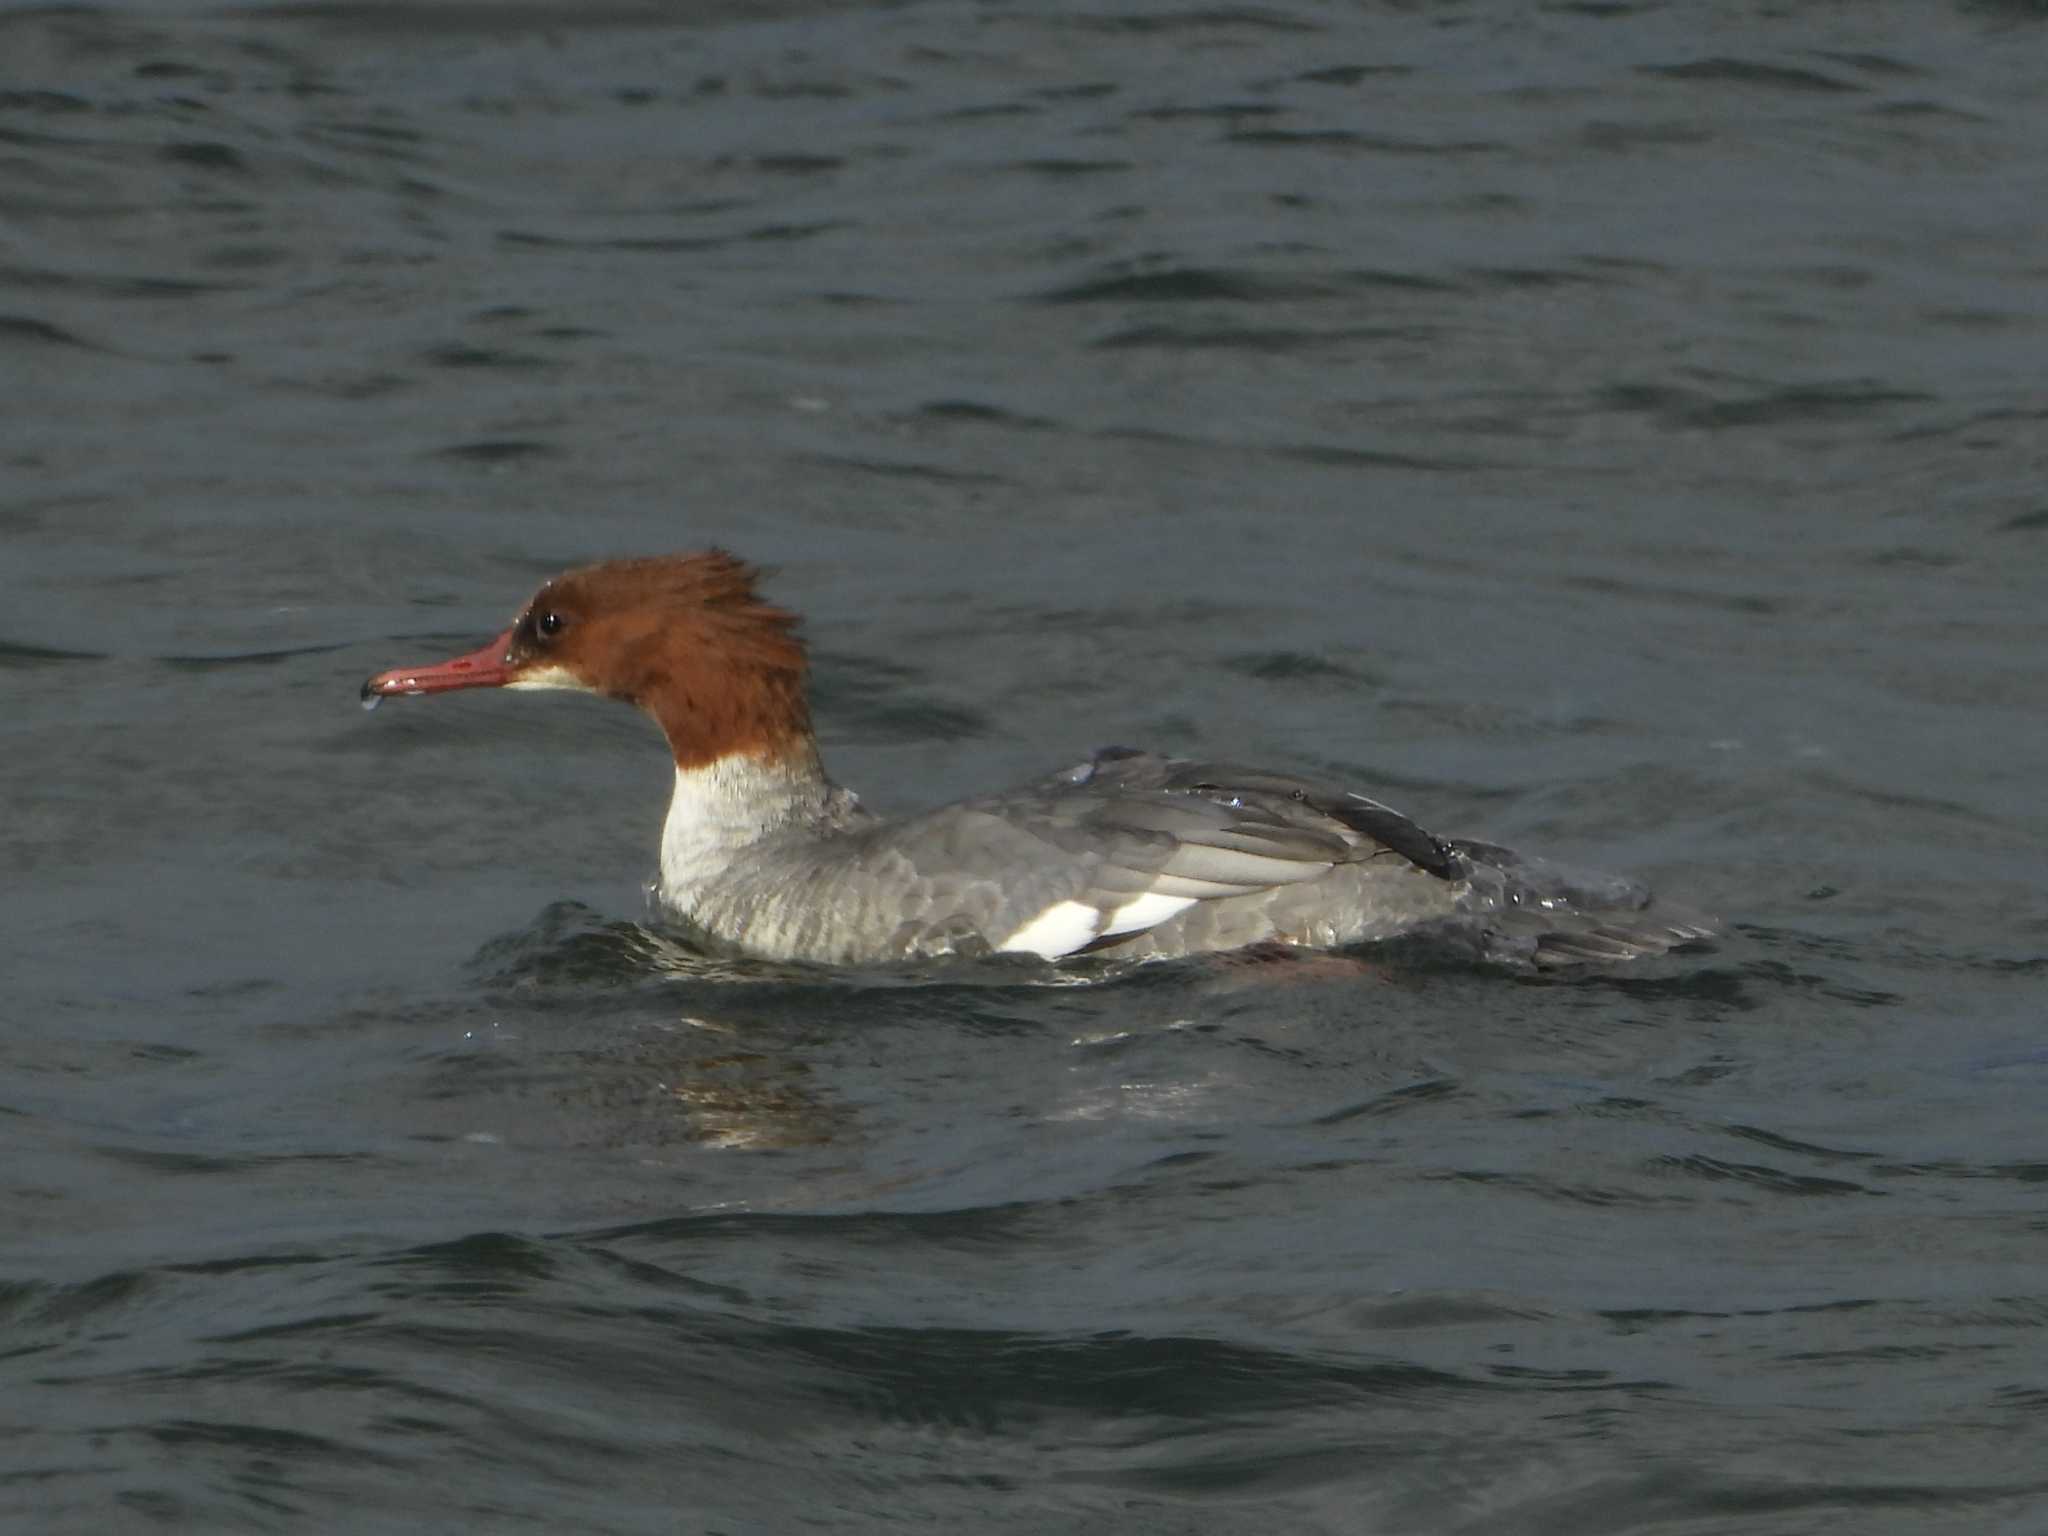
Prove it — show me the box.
[996,900,1103,959]
[1101,891,1197,938]
[997,891,1200,959]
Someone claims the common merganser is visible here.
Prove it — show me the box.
[361,552,1713,968]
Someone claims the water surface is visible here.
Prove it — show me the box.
[5,1,2046,1530]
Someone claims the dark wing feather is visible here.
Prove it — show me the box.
[885,748,1710,965]
[1060,748,1462,880]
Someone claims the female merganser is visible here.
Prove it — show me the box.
[362,552,1712,968]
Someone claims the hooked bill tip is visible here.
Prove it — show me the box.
[360,670,424,706]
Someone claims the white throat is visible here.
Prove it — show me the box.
[655,752,833,915]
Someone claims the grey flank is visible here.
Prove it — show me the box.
[658,747,1713,968]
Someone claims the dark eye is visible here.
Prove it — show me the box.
[534,611,565,639]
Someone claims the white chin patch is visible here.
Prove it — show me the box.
[996,900,1103,960]
[504,664,586,692]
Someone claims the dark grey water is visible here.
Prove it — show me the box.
[6,1,2047,1530]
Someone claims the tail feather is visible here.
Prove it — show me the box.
[1448,838,1717,969]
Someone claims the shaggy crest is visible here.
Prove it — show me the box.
[512,551,814,769]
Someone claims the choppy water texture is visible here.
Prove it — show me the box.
[6,1,2048,1530]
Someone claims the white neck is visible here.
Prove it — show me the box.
[656,750,835,914]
